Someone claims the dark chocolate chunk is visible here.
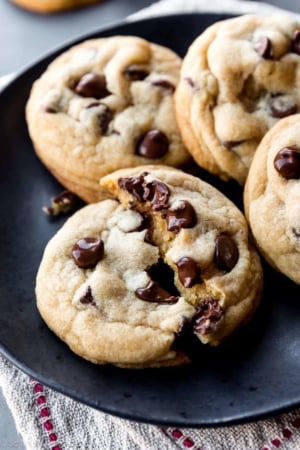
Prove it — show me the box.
[215,234,239,272]
[254,35,273,59]
[270,94,297,118]
[274,146,300,179]
[148,259,180,298]
[291,29,300,55]
[118,172,148,202]
[75,73,110,99]
[136,129,169,159]
[79,286,95,305]
[123,66,149,81]
[42,190,78,217]
[71,237,104,269]
[193,297,224,335]
[166,200,197,232]
[151,79,175,92]
[135,280,178,304]
[143,180,170,211]
[176,257,201,288]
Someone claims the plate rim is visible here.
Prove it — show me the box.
[1,11,299,429]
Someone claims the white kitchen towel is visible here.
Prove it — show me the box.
[1,1,300,450]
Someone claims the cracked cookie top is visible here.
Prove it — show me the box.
[175,15,300,184]
[26,36,190,203]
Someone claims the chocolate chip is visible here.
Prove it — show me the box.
[136,130,169,159]
[270,94,297,118]
[44,106,57,114]
[123,66,149,81]
[143,180,170,211]
[193,297,223,335]
[118,172,148,202]
[75,73,110,99]
[291,29,300,54]
[85,102,114,133]
[184,77,195,88]
[254,36,273,59]
[274,146,300,179]
[79,286,95,305]
[99,106,113,133]
[135,280,178,304]
[42,190,78,216]
[292,227,300,237]
[176,257,201,288]
[71,237,104,269]
[223,140,245,150]
[151,79,175,92]
[214,234,239,272]
[166,200,197,232]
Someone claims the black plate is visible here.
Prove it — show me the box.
[1,13,300,428]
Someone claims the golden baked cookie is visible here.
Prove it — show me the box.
[26,36,190,203]
[244,114,300,284]
[175,14,300,184]
[10,0,99,13]
[36,166,263,367]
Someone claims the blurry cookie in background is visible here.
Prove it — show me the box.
[175,14,300,185]
[26,36,190,203]
[10,0,100,13]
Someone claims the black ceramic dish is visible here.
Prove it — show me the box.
[0,13,300,428]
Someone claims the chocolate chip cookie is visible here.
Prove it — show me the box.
[26,36,190,203]
[36,166,262,367]
[244,114,300,284]
[175,14,300,184]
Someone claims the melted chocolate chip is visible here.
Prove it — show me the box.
[291,29,300,55]
[71,237,104,269]
[79,286,95,305]
[270,95,297,118]
[118,173,148,202]
[75,73,110,99]
[136,129,169,159]
[166,200,197,232]
[135,280,178,304]
[123,66,149,81]
[215,234,239,272]
[42,191,78,217]
[254,36,273,59]
[274,146,300,179]
[151,79,175,92]
[144,180,170,211]
[118,173,170,211]
[193,297,224,335]
[176,257,201,288]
